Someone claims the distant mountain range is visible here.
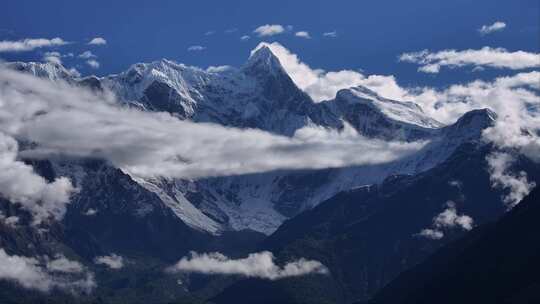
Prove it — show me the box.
[0,46,538,304]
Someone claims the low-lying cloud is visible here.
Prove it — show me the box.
[417,201,474,240]
[0,68,424,181]
[94,254,124,269]
[0,211,19,228]
[0,132,76,225]
[410,71,539,206]
[487,152,536,208]
[166,251,329,280]
[0,249,95,293]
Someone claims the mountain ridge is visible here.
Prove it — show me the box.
[3,49,500,235]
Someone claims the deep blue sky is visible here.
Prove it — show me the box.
[0,0,538,88]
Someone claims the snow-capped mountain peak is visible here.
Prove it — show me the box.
[5,61,78,82]
[335,86,444,129]
[244,45,287,77]
[441,108,497,142]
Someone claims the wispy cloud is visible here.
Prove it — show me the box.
[88,37,107,45]
[295,31,311,39]
[94,254,124,270]
[487,152,536,208]
[187,45,206,51]
[254,24,285,37]
[43,51,63,65]
[204,30,215,36]
[78,50,97,59]
[240,35,250,41]
[399,47,540,73]
[323,31,337,38]
[479,21,506,35]
[166,251,329,280]
[0,37,67,53]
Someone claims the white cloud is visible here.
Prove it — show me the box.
[187,45,206,52]
[166,251,329,280]
[43,52,62,65]
[0,38,67,53]
[206,65,233,73]
[479,75,540,167]
[0,248,95,294]
[0,211,19,228]
[252,42,408,102]
[46,255,85,274]
[449,180,463,189]
[323,31,337,38]
[43,51,76,65]
[84,208,98,216]
[408,71,540,124]
[94,254,124,269]
[407,71,540,206]
[44,51,61,57]
[487,152,536,208]
[254,24,285,37]
[78,51,97,59]
[479,21,506,35]
[410,72,540,200]
[417,201,474,239]
[295,31,311,39]
[86,59,100,69]
[240,35,250,41]
[88,37,107,45]
[399,47,540,73]
[0,132,76,225]
[204,31,215,36]
[417,228,443,240]
[68,68,81,78]
[0,68,425,181]
[433,201,474,231]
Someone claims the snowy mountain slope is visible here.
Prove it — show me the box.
[189,107,495,234]
[4,47,496,235]
[326,86,442,141]
[5,61,79,82]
